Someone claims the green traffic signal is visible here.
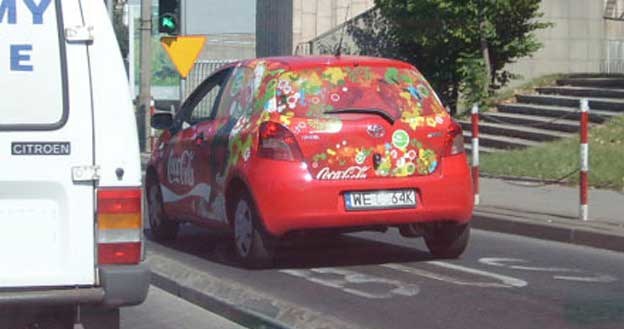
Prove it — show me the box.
[159,13,178,34]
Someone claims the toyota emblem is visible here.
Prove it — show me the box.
[367,124,385,138]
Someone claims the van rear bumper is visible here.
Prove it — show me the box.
[0,263,149,308]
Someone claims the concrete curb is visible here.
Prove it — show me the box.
[145,250,360,329]
[150,270,288,329]
[472,208,624,253]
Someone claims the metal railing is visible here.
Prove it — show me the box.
[602,40,624,74]
[183,59,237,99]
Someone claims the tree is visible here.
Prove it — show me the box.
[348,0,550,114]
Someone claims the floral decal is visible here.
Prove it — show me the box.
[220,61,450,181]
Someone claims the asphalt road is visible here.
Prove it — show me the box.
[121,286,245,329]
[146,225,624,329]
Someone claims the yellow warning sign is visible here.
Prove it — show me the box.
[160,36,206,79]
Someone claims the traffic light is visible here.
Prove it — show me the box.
[158,0,180,35]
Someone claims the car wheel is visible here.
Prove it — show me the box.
[424,222,470,259]
[233,192,275,269]
[146,178,179,241]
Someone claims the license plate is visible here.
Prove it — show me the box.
[344,189,416,211]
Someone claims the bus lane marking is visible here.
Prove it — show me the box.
[479,257,618,283]
[382,262,528,288]
[280,268,420,299]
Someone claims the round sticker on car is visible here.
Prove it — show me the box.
[392,130,409,150]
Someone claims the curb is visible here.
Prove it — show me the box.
[472,208,624,253]
[145,249,360,329]
[479,173,572,185]
[150,270,289,329]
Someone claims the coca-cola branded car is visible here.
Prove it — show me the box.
[145,56,473,268]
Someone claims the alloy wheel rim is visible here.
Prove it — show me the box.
[234,200,253,258]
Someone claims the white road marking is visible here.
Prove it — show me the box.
[381,263,522,288]
[553,274,618,283]
[479,258,579,272]
[417,262,527,288]
[479,257,618,283]
[280,268,420,299]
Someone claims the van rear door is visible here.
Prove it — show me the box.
[0,1,96,287]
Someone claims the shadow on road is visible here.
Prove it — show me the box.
[145,225,433,270]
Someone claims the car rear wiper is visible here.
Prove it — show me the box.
[324,108,396,124]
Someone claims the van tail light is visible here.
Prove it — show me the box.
[97,188,142,265]
[444,120,465,156]
[258,121,304,162]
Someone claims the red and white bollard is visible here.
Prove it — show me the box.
[471,104,480,206]
[579,99,590,221]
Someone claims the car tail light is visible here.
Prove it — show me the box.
[258,121,304,162]
[444,120,465,156]
[97,188,142,265]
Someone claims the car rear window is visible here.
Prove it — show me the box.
[0,0,66,130]
[267,65,448,124]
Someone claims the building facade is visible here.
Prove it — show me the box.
[256,0,624,83]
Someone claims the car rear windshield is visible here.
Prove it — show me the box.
[0,0,66,130]
[270,65,448,121]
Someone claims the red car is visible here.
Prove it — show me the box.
[146,56,473,268]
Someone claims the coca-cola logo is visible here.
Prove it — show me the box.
[167,150,195,187]
[316,166,369,180]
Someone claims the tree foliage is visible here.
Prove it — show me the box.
[348,0,550,113]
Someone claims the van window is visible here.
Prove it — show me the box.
[0,0,66,129]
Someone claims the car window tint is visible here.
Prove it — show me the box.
[190,85,222,122]
[260,66,448,125]
[185,69,230,124]
[216,66,254,121]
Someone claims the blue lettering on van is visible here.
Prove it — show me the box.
[10,44,33,71]
[24,0,50,24]
[0,0,16,24]
[0,0,51,24]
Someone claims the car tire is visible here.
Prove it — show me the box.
[146,178,179,242]
[424,222,470,259]
[232,192,275,269]
[398,224,424,238]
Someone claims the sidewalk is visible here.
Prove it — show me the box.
[473,177,624,252]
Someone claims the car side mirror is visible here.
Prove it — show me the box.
[151,112,173,130]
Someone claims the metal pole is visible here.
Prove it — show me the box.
[139,0,153,153]
[128,4,136,99]
[179,0,187,100]
[579,99,590,221]
[471,104,480,206]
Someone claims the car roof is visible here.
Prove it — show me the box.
[235,55,415,71]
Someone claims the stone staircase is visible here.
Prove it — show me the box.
[459,74,624,153]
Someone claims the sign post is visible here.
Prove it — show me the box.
[472,104,480,206]
[579,99,590,221]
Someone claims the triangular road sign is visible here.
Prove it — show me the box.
[160,35,207,79]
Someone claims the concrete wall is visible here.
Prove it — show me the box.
[256,0,375,57]
[507,0,619,81]
[292,0,374,53]
[198,34,255,61]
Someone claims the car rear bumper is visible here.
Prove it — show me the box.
[247,154,474,236]
[0,263,149,308]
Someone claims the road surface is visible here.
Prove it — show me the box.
[146,225,624,329]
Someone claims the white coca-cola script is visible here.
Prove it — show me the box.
[316,166,369,180]
[167,150,195,187]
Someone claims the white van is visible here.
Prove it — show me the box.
[0,1,148,328]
